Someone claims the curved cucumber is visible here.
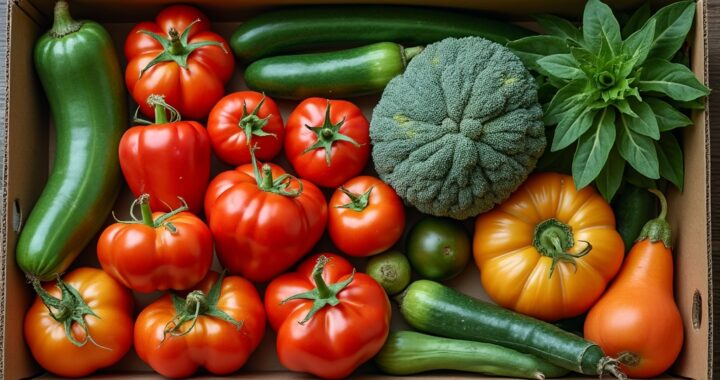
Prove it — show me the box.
[17,1,126,280]
[231,5,534,62]
[376,331,569,379]
[244,42,422,99]
[398,280,625,377]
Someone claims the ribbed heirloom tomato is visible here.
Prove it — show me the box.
[118,95,210,214]
[97,194,213,293]
[207,91,285,165]
[265,253,391,379]
[125,5,234,119]
[134,271,265,378]
[328,175,405,256]
[24,268,134,378]
[204,152,327,282]
[285,98,370,188]
[473,172,624,321]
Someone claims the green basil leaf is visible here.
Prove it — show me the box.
[537,54,583,81]
[671,97,706,110]
[614,99,638,118]
[622,1,651,38]
[638,59,710,101]
[544,79,593,125]
[552,107,597,151]
[583,0,622,56]
[595,146,625,201]
[626,98,660,139]
[534,14,583,42]
[570,46,596,67]
[508,36,571,71]
[572,107,617,189]
[646,0,696,61]
[656,132,684,190]
[645,97,693,131]
[622,18,656,69]
[618,114,660,179]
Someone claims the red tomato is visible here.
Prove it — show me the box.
[204,156,327,283]
[125,5,234,120]
[119,95,210,214]
[265,253,391,379]
[285,98,370,188]
[328,176,405,256]
[207,91,285,165]
[97,194,213,293]
[134,271,266,378]
[24,268,134,377]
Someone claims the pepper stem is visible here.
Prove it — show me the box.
[635,189,673,248]
[533,218,592,278]
[138,194,154,227]
[280,256,355,325]
[147,94,180,124]
[49,1,82,38]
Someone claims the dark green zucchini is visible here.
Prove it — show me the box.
[244,42,422,99]
[231,5,534,63]
[612,184,657,252]
[16,1,126,280]
[398,280,626,378]
[376,331,570,379]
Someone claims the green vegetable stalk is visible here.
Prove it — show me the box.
[509,0,709,201]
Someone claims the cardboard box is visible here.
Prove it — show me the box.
[0,0,712,379]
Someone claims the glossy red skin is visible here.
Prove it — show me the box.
[328,176,405,257]
[134,272,266,378]
[97,210,213,293]
[24,268,134,378]
[125,5,234,120]
[204,163,327,283]
[207,91,285,165]
[285,98,370,188]
[265,253,391,379]
[119,119,211,214]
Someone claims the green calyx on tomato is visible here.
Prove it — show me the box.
[138,19,227,77]
[281,255,355,325]
[336,186,373,212]
[31,277,105,348]
[636,189,672,248]
[239,95,276,146]
[532,218,592,279]
[163,271,242,341]
[303,101,361,166]
[116,194,189,234]
[250,147,304,197]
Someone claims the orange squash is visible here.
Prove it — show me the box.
[473,172,624,321]
[584,189,683,378]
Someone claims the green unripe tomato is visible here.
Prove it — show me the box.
[366,250,412,295]
[407,217,470,281]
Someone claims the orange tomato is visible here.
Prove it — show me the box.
[24,268,134,377]
[473,172,624,321]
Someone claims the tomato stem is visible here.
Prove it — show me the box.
[281,255,355,325]
[533,219,592,278]
[29,276,108,349]
[49,1,82,38]
[239,95,275,146]
[168,28,185,55]
[146,94,180,124]
[138,194,155,227]
[249,145,304,197]
[303,100,361,166]
[336,186,373,212]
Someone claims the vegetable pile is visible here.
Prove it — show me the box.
[17,0,706,379]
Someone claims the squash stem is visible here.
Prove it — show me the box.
[50,1,82,38]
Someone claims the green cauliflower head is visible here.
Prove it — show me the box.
[370,37,545,220]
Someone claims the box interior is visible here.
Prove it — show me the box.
[3,0,712,379]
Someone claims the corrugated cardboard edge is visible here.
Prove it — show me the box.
[0,1,10,379]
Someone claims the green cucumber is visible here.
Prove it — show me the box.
[398,280,626,378]
[231,5,534,63]
[612,184,657,252]
[376,331,570,379]
[17,1,126,280]
[244,42,422,99]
